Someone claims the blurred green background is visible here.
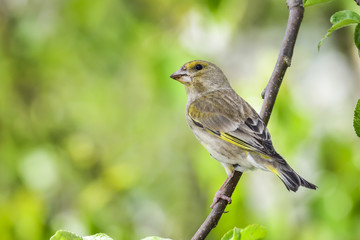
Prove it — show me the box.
[0,0,360,239]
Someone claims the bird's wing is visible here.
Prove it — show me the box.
[188,90,281,158]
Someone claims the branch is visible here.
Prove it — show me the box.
[191,171,242,240]
[260,0,304,125]
[191,1,304,239]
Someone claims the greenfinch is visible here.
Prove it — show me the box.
[170,60,316,206]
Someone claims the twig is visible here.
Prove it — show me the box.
[260,0,304,125]
[191,0,304,239]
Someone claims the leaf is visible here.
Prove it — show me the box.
[50,230,82,240]
[303,0,333,7]
[330,11,360,25]
[318,10,360,51]
[221,225,266,240]
[240,224,266,240]
[354,98,360,137]
[354,24,360,55]
[83,233,114,240]
[50,230,113,240]
[221,227,242,240]
[140,237,172,240]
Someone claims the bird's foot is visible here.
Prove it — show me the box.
[210,190,232,209]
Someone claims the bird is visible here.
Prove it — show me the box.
[170,60,317,207]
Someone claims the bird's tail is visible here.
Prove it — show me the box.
[268,164,317,192]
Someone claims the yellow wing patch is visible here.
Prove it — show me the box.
[205,129,254,151]
[205,128,275,161]
[267,165,280,177]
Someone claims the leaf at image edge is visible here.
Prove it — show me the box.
[354,98,360,137]
[50,230,114,240]
[50,230,82,240]
[240,224,266,240]
[318,11,360,51]
[354,24,360,55]
[330,10,360,25]
[221,227,242,240]
[303,0,333,7]
[141,237,173,240]
[83,233,114,240]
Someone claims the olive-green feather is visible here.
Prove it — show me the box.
[188,89,280,159]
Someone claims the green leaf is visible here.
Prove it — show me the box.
[240,224,266,240]
[50,230,82,240]
[141,237,172,240]
[221,225,266,240]
[303,0,333,7]
[354,24,360,55]
[318,10,360,51]
[221,227,242,240]
[50,230,113,240]
[83,233,113,240]
[354,98,360,137]
[330,11,360,25]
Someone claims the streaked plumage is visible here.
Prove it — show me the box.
[170,60,316,192]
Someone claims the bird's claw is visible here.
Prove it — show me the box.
[210,191,232,209]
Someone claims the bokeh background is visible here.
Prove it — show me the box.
[0,0,360,239]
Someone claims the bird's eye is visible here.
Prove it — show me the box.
[195,64,203,70]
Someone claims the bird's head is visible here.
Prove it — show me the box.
[170,60,231,95]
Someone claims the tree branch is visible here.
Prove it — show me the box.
[191,0,304,239]
[260,0,304,125]
[191,171,242,240]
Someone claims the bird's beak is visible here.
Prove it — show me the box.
[170,68,191,84]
